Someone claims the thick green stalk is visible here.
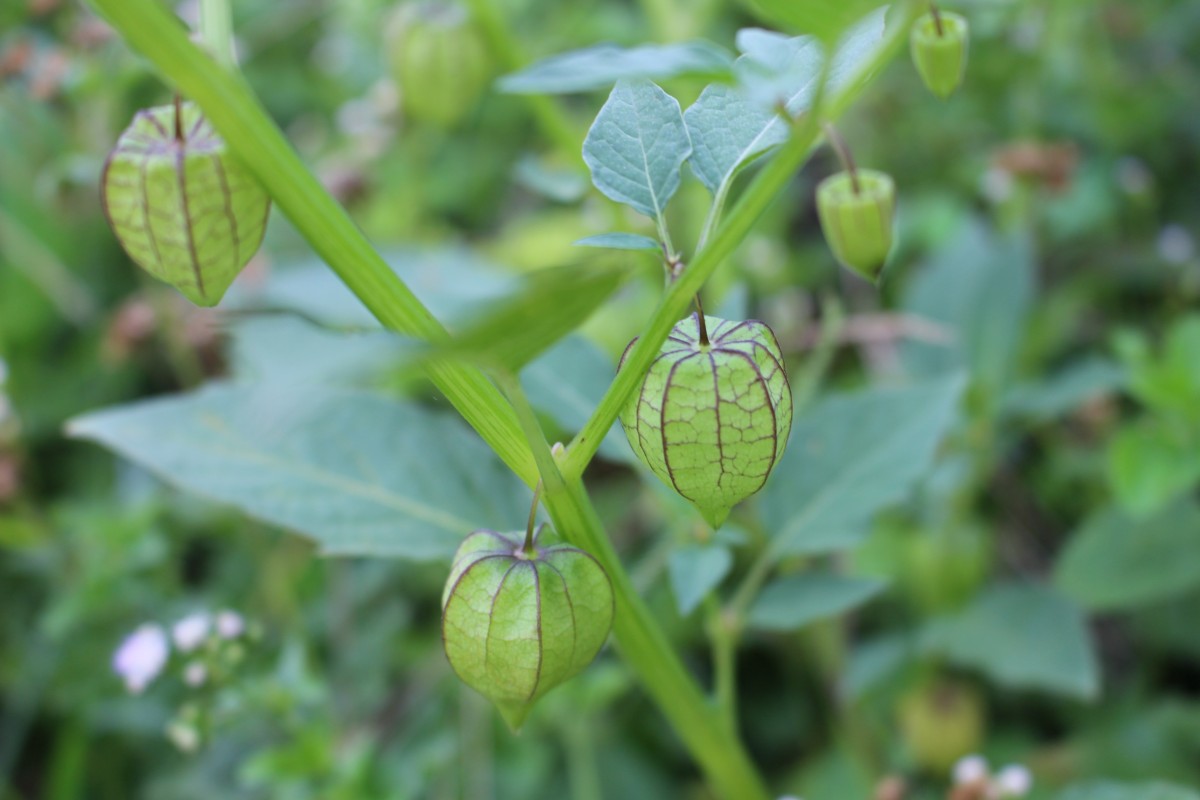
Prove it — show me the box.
[497,374,770,800]
[561,2,922,480]
[89,0,538,486]
[199,0,235,69]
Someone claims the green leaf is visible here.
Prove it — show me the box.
[522,336,635,464]
[574,233,662,252]
[236,246,516,329]
[66,386,525,560]
[1001,356,1126,421]
[583,80,692,221]
[434,259,632,372]
[900,220,1035,392]
[1107,420,1200,516]
[921,583,1099,700]
[684,12,889,195]
[747,573,886,631]
[1055,500,1200,611]
[759,376,964,557]
[740,0,886,42]
[684,84,784,194]
[734,10,890,111]
[228,316,409,386]
[1120,314,1200,422]
[499,41,734,94]
[668,544,733,616]
[1058,782,1200,800]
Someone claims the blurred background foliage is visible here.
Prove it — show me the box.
[1,0,1199,798]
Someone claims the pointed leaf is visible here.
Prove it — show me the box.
[684,10,889,195]
[499,41,734,94]
[668,544,733,616]
[67,386,525,560]
[920,583,1099,700]
[583,80,691,220]
[1055,500,1200,611]
[747,573,886,631]
[574,233,662,252]
[760,376,964,558]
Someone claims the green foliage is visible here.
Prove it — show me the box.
[7,0,1200,796]
[1055,500,1200,611]
[582,80,692,223]
[499,41,734,94]
[68,386,525,560]
[746,573,885,631]
[759,375,964,557]
[921,583,1099,700]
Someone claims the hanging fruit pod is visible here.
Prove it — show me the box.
[816,168,896,283]
[441,528,614,730]
[619,314,793,529]
[910,10,970,99]
[102,101,270,307]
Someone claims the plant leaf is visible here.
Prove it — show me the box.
[900,220,1035,392]
[760,375,964,558]
[234,246,516,329]
[1055,500,1200,611]
[67,386,525,560]
[747,573,886,631]
[668,544,733,616]
[574,233,663,252]
[734,9,889,111]
[1000,356,1126,421]
[433,259,633,372]
[1107,420,1200,517]
[583,80,692,221]
[684,10,889,195]
[522,335,635,464]
[920,583,1100,700]
[683,84,784,194]
[499,41,734,94]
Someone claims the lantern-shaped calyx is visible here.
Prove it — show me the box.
[102,101,270,307]
[619,314,793,528]
[910,10,969,99]
[441,528,614,730]
[816,169,896,283]
[389,2,491,129]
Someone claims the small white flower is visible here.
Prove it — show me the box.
[954,754,990,785]
[183,662,208,687]
[993,764,1033,797]
[215,610,244,639]
[172,612,211,652]
[113,624,169,694]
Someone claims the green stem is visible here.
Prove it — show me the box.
[199,0,235,69]
[496,372,770,800]
[88,0,538,486]
[706,597,738,733]
[460,0,580,158]
[561,1,921,480]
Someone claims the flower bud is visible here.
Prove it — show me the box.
[816,169,896,283]
[910,11,969,99]
[388,2,492,129]
[101,101,270,307]
[441,529,614,730]
[619,315,793,529]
